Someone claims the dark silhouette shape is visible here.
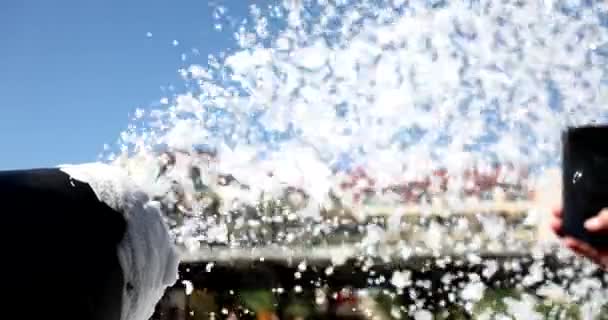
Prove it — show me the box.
[0,168,127,320]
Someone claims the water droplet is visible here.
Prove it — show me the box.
[573,171,583,184]
[205,262,214,272]
[182,280,194,295]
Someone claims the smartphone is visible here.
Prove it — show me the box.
[562,125,608,248]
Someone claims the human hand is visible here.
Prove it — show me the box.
[550,208,608,269]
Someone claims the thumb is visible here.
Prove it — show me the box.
[584,209,608,232]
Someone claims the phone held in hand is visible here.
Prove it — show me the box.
[562,125,608,249]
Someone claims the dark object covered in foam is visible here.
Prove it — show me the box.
[0,168,126,320]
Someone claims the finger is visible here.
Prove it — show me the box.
[552,208,562,218]
[563,237,596,255]
[599,255,608,270]
[563,237,602,263]
[584,209,608,233]
[550,218,563,236]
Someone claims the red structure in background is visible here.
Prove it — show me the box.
[338,164,533,205]
[339,167,377,203]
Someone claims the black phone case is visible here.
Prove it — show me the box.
[562,125,608,248]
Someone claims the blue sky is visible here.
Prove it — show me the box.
[0,0,259,169]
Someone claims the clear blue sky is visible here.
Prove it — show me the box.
[0,0,262,170]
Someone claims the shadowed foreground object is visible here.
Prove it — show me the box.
[0,166,179,320]
[562,125,608,248]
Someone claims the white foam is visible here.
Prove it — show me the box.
[391,270,412,289]
[104,0,608,316]
[413,309,433,320]
[119,1,608,213]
